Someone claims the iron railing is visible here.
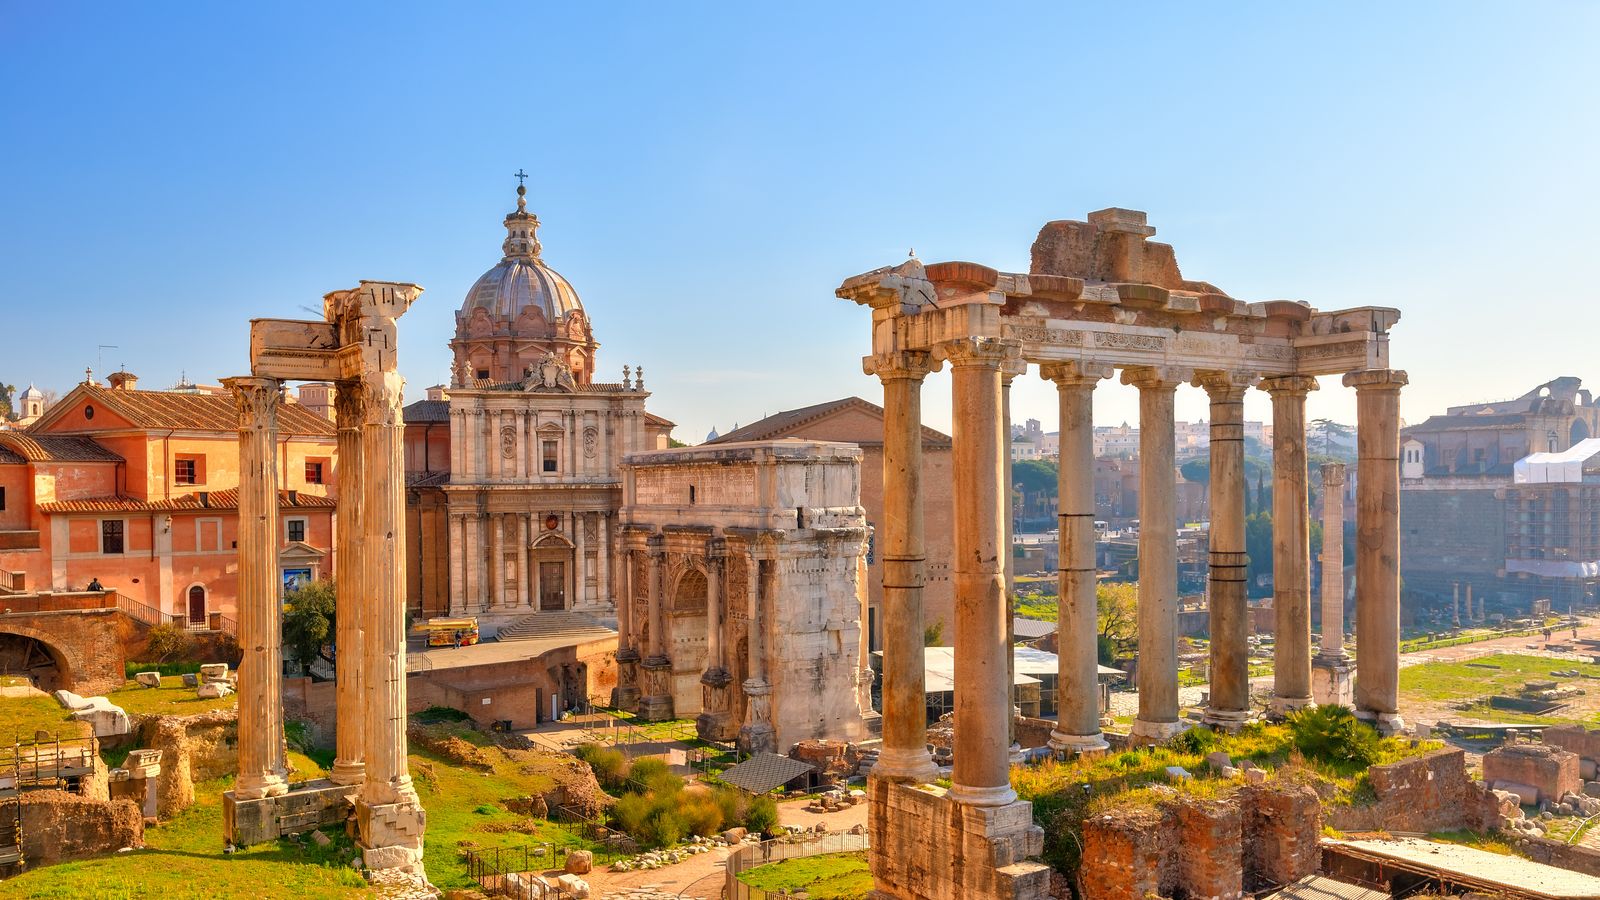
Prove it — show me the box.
[463,843,600,899]
[723,832,871,899]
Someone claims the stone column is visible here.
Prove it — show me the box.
[1001,354,1025,750]
[1043,362,1112,753]
[598,513,611,607]
[358,369,426,870]
[448,513,465,616]
[463,513,482,614]
[1468,583,1479,623]
[697,547,735,741]
[1124,367,1188,742]
[489,514,505,610]
[868,350,939,783]
[613,547,641,709]
[1452,582,1461,628]
[516,515,531,608]
[944,337,1016,807]
[1198,373,1253,728]
[738,551,777,753]
[226,376,288,801]
[640,537,674,721]
[574,511,588,608]
[1260,375,1318,716]
[1345,369,1407,735]
[1313,462,1354,707]
[330,380,366,786]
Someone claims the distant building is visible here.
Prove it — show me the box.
[1401,376,1600,619]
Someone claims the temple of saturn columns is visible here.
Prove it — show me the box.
[222,281,427,875]
[838,208,1405,900]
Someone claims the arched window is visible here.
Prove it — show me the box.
[1549,431,1559,452]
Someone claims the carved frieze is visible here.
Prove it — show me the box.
[1093,332,1165,351]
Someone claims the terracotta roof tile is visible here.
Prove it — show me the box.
[709,397,952,448]
[38,488,334,514]
[0,444,27,465]
[0,433,124,463]
[66,385,335,436]
[403,400,450,424]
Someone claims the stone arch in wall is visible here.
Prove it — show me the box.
[0,624,80,692]
[185,583,208,625]
[669,564,710,715]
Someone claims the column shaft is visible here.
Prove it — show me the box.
[1044,363,1110,752]
[1346,369,1407,732]
[1263,376,1317,715]
[227,376,288,800]
[946,338,1015,807]
[574,511,588,607]
[1125,368,1185,740]
[1199,374,1252,727]
[489,514,505,609]
[448,513,465,616]
[1319,464,1347,658]
[517,515,531,608]
[331,381,366,786]
[871,354,938,782]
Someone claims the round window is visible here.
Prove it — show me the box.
[84,404,95,420]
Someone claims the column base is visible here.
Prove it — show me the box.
[1130,718,1188,743]
[223,779,360,848]
[868,777,1049,900]
[328,761,366,787]
[233,773,289,801]
[872,747,940,784]
[638,694,675,723]
[1355,708,1407,737]
[948,781,1019,808]
[1200,707,1254,731]
[356,796,428,875]
[611,685,641,711]
[1312,658,1355,708]
[1047,730,1109,756]
[696,710,737,743]
[737,721,777,755]
[1269,694,1314,718]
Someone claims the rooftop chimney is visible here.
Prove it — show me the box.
[107,371,139,392]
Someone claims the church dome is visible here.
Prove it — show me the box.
[459,184,585,325]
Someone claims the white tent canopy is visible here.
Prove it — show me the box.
[1514,438,1600,484]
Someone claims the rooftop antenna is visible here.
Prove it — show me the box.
[97,344,118,376]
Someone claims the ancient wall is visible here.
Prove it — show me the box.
[1541,725,1600,764]
[282,676,339,748]
[405,639,616,729]
[20,791,143,864]
[1081,805,1170,900]
[1483,743,1581,803]
[0,608,125,694]
[1327,748,1496,833]
[1240,781,1322,891]
[1398,486,1505,602]
[139,709,238,817]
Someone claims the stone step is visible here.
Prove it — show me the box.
[495,610,612,642]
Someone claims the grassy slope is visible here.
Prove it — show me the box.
[737,851,873,899]
[0,696,88,745]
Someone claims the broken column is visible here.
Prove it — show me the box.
[225,375,289,802]
[1347,369,1407,735]
[696,545,736,741]
[639,537,675,722]
[1261,375,1317,716]
[1313,462,1353,707]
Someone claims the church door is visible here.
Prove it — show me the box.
[539,561,566,611]
[187,585,207,626]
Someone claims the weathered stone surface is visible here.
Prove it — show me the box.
[135,671,163,688]
[868,777,1049,900]
[1328,748,1497,834]
[197,681,233,699]
[1082,805,1170,900]
[181,672,199,687]
[199,663,230,684]
[564,848,592,874]
[21,790,143,864]
[1241,782,1321,891]
[224,780,360,848]
[1483,743,1581,804]
[70,698,130,737]
[1174,797,1244,900]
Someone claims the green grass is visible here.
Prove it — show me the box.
[1398,653,1600,703]
[108,676,238,717]
[1014,593,1059,623]
[737,851,873,899]
[0,694,88,744]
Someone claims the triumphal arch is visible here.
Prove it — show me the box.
[839,209,1405,899]
[221,281,427,875]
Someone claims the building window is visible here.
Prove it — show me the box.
[286,518,307,543]
[542,440,558,473]
[101,520,124,555]
[174,457,198,485]
[0,486,5,511]
[305,460,325,484]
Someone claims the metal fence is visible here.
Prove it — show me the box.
[464,843,593,899]
[723,832,870,900]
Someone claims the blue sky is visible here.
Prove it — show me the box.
[3,3,1597,441]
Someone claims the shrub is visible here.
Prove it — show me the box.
[679,793,724,838]
[574,744,630,793]
[144,622,195,664]
[646,810,684,847]
[1175,726,1218,755]
[412,705,471,725]
[745,795,779,836]
[1288,705,1380,769]
[124,659,202,678]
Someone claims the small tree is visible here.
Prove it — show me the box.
[283,580,337,677]
[144,621,194,663]
[1096,582,1138,663]
[923,619,945,647]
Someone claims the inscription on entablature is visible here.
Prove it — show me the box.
[1297,342,1366,360]
[1093,332,1165,351]
[1006,324,1085,345]
[1246,345,1294,361]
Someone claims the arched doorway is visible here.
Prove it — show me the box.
[532,532,574,611]
[187,584,207,627]
[0,633,69,692]
[670,568,709,715]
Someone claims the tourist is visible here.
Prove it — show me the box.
[86,577,103,592]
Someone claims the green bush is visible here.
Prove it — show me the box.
[1175,726,1218,755]
[627,757,675,793]
[124,660,202,678]
[143,621,196,664]
[574,744,630,793]
[1287,705,1380,768]
[745,795,779,836]
[411,705,471,725]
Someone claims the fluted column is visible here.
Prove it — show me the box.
[1346,369,1407,734]
[598,513,611,607]
[868,350,939,783]
[640,537,674,721]
[574,511,588,608]
[1043,362,1112,753]
[516,515,531,608]
[943,337,1016,807]
[226,375,288,800]
[1124,366,1188,742]
[1198,373,1253,728]
[330,380,366,786]
[463,513,482,614]
[1261,375,1318,716]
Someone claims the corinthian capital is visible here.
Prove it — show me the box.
[1120,365,1191,391]
[1257,374,1320,397]
[224,376,282,430]
[334,380,366,430]
[1342,369,1408,392]
[1040,360,1115,388]
[360,372,407,426]
[864,350,938,382]
[935,336,1014,369]
[1193,371,1257,403]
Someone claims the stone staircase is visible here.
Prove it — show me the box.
[855,744,881,777]
[494,610,613,643]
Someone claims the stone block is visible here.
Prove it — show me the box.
[556,873,590,897]
[1242,782,1321,891]
[70,699,130,737]
[1483,744,1581,804]
[1206,751,1233,772]
[1498,781,1540,806]
[51,689,92,710]
[181,673,199,688]
[199,663,230,684]
[135,672,163,688]
[197,682,233,699]
[223,780,359,847]
[1584,759,1598,781]
[21,791,143,865]
[564,849,592,874]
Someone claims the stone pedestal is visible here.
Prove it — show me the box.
[696,667,736,741]
[612,648,641,711]
[1312,657,1354,708]
[356,795,429,871]
[224,780,361,848]
[868,776,1050,900]
[737,679,776,754]
[638,657,675,722]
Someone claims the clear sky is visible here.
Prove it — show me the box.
[3,3,1597,442]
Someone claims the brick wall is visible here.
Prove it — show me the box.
[1175,797,1244,900]
[1240,782,1322,892]
[1541,725,1600,763]
[0,608,126,694]
[1482,743,1580,803]
[1341,748,1497,833]
[1081,805,1170,900]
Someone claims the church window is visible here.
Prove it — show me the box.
[542,440,558,473]
[101,520,124,555]
[304,459,326,484]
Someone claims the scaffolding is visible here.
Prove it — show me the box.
[0,731,101,874]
